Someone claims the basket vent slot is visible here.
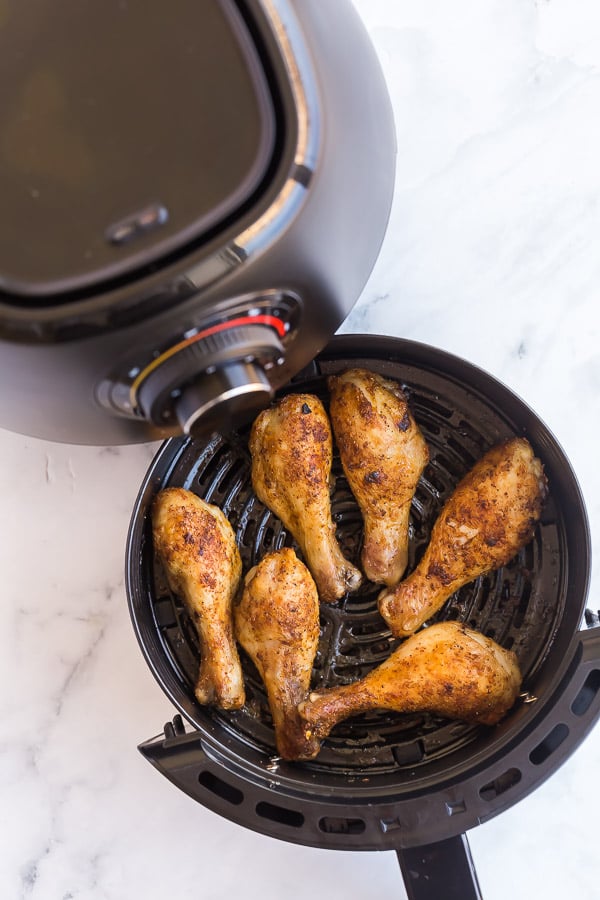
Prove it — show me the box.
[529,723,569,766]
[319,816,366,835]
[198,771,244,806]
[479,767,522,800]
[255,801,304,828]
[571,669,600,717]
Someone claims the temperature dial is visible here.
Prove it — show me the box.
[135,321,284,436]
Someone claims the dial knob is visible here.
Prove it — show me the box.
[175,360,273,436]
[136,323,283,436]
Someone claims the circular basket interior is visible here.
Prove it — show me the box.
[127,336,589,799]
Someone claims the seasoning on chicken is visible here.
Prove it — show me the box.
[234,548,321,760]
[249,393,362,602]
[298,621,522,751]
[152,487,245,710]
[328,368,429,586]
[378,437,548,637]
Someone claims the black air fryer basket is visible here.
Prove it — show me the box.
[126,335,600,899]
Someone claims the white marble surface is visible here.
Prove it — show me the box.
[2,1,600,898]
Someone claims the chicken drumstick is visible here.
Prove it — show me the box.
[328,368,429,586]
[152,487,245,709]
[378,437,548,637]
[234,548,321,760]
[299,621,522,751]
[249,393,362,602]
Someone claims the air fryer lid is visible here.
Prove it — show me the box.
[126,336,600,864]
[0,0,276,300]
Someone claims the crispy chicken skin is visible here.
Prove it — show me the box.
[299,622,522,750]
[328,368,429,586]
[152,487,245,710]
[249,393,362,602]
[378,437,548,637]
[234,548,321,760]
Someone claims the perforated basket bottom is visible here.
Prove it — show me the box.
[136,347,564,778]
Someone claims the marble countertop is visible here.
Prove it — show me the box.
[2,1,600,898]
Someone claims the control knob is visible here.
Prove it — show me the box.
[136,322,284,436]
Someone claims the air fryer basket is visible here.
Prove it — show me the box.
[126,335,600,899]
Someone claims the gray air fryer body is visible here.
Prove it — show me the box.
[0,0,396,444]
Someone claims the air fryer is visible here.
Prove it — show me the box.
[0,0,396,444]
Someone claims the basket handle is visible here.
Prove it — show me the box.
[397,834,482,900]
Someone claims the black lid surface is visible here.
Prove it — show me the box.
[0,0,277,299]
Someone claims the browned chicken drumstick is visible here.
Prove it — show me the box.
[299,621,522,751]
[152,487,245,710]
[249,393,362,602]
[328,368,429,586]
[378,437,548,637]
[234,548,321,760]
